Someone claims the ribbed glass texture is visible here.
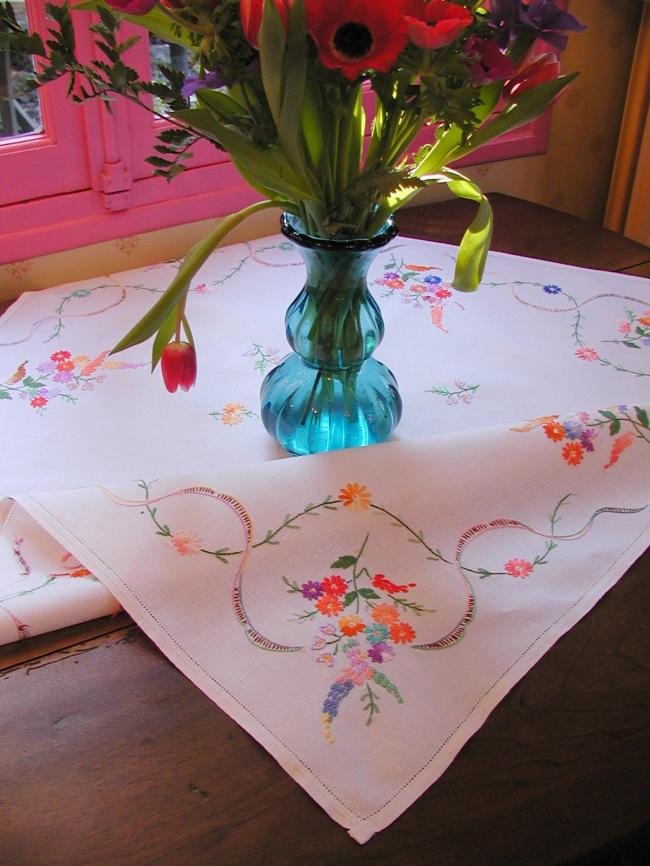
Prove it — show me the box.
[260,214,402,455]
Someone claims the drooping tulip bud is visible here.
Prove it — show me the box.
[104,0,158,15]
[240,0,292,49]
[161,341,197,393]
[503,51,561,101]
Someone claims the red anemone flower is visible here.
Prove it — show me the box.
[241,0,292,49]
[306,0,408,81]
[161,341,198,393]
[402,0,473,51]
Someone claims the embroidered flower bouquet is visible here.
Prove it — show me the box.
[1,0,584,452]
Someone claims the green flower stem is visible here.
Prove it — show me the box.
[350,534,370,614]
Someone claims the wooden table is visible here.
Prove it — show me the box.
[1,195,649,866]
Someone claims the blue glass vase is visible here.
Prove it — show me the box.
[260,214,402,455]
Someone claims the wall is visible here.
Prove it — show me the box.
[0,0,643,302]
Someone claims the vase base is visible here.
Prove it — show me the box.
[260,354,402,455]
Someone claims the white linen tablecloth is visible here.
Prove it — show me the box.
[1,231,648,841]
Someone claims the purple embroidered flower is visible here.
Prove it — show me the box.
[562,420,583,440]
[423,274,442,285]
[543,283,562,294]
[181,70,226,98]
[37,361,56,373]
[301,580,323,600]
[579,429,596,452]
[53,370,74,383]
[365,623,390,645]
[384,271,400,280]
[643,337,650,347]
[368,642,395,664]
[322,679,354,720]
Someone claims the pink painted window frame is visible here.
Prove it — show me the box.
[0,9,551,264]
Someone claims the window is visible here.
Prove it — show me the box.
[0,4,550,264]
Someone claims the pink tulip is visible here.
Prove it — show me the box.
[161,341,197,392]
[104,0,158,15]
[503,52,561,101]
[241,0,291,48]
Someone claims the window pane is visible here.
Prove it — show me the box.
[0,2,43,139]
[149,34,197,114]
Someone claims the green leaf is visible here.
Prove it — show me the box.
[74,2,199,49]
[344,591,358,608]
[111,200,279,354]
[599,409,617,420]
[456,73,580,158]
[358,588,380,600]
[609,419,621,435]
[621,340,640,349]
[22,376,45,389]
[0,390,12,400]
[634,406,649,428]
[330,555,357,569]
[150,306,178,371]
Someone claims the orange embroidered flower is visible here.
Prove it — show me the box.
[389,621,416,644]
[321,575,347,596]
[638,312,650,327]
[56,360,75,372]
[384,278,404,289]
[543,421,565,442]
[170,531,202,556]
[504,558,533,578]
[339,483,371,511]
[603,430,635,469]
[50,350,71,362]
[562,441,584,466]
[338,615,365,636]
[221,403,247,426]
[371,603,399,625]
[316,594,344,617]
[405,263,434,271]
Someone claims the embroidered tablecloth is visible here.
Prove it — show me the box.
[1,231,648,841]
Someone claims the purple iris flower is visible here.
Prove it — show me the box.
[520,1,586,51]
[488,0,585,52]
[181,70,226,98]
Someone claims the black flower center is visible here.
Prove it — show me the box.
[332,22,374,59]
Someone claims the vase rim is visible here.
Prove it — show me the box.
[280,213,398,252]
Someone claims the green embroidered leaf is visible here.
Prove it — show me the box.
[622,340,640,349]
[0,390,11,399]
[609,419,621,435]
[331,555,357,569]
[634,406,649,428]
[344,591,358,608]
[599,410,617,420]
[21,376,46,389]
[358,588,380,600]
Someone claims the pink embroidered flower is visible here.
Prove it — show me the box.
[311,636,326,650]
[575,347,598,361]
[618,322,632,334]
[193,283,208,295]
[30,395,47,408]
[434,287,453,299]
[50,350,71,362]
[316,653,335,667]
[504,558,534,578]
[170,531,202,556]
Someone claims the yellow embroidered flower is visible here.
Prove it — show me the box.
[338,482,371,511]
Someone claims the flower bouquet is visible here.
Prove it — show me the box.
[1,0,584,452]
